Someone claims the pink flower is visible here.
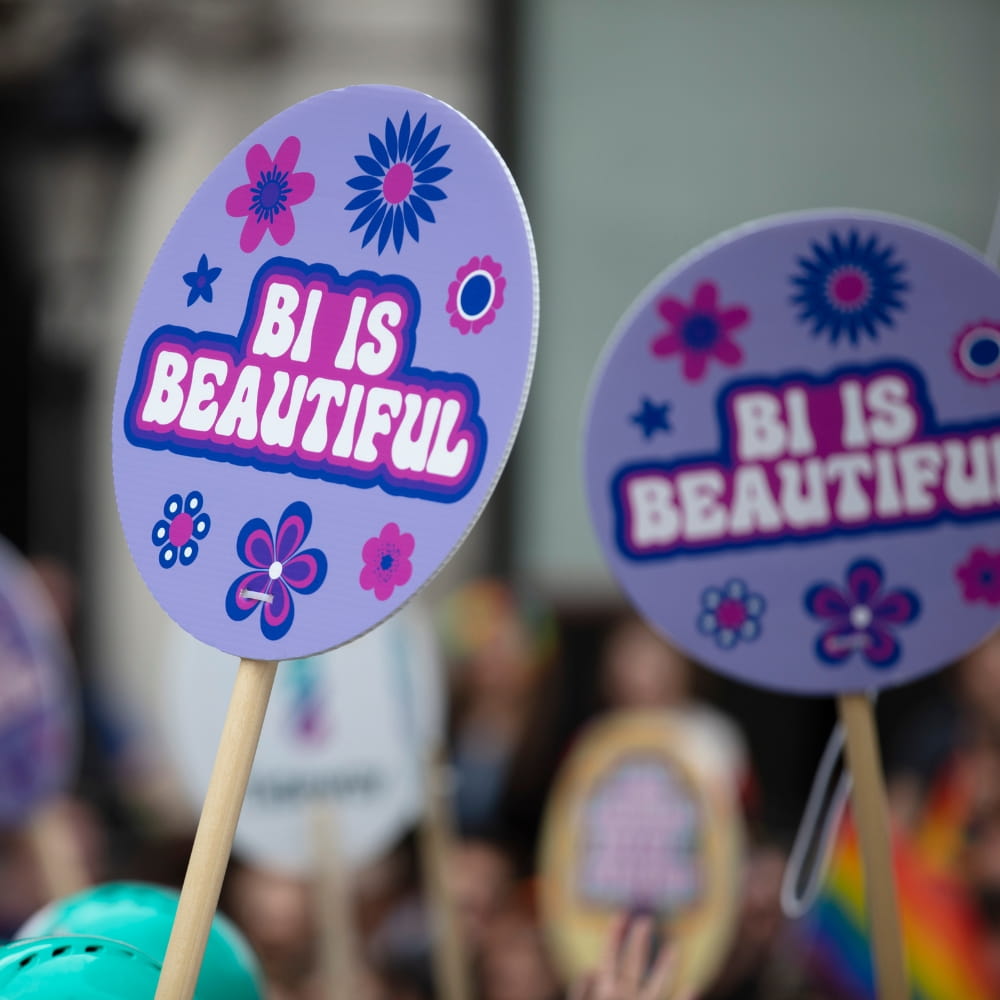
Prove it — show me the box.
[956,547,1000,606]
[360,522,414,601]
[225,136,315,253]
[446,255,506,334]
[650,281,749,382]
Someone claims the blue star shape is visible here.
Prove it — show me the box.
[630,397,671,438]
[182,254,222,306]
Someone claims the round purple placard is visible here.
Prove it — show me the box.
[0,538,77,823]
[112,86,536,659]
[584,210,1000,695]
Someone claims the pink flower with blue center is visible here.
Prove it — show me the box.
[955,547,1000,606]
[345,111,450,254]
[446,255,506,334]
[152,492,210,568]
[225,501,327,641]
[805,557,920,668]
[651,281,750,382]
[359,522,414,601]
[225,136,315,253]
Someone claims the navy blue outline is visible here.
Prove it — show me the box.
[124,257,487,504]
[611,359,1000,561]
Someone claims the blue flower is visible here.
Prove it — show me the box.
[697,579,765,649]
[345,111,451,254]
[790,230,907,345]
[182,254,222,306]
[152,491,211,568]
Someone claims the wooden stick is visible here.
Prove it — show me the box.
[837,693,908,1000]
[25,798,90,900]
[155,657,279,1000]
[311,804,357,1000]
[417,751,470,1000]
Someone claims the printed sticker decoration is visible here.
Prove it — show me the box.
[345,111,450,254]
[152,491,211,568]
[952,321,1000,383]
[446,255,505,334]
[584,210,1000,695]
[112,85,537,660]
[790,229,908,345]
[225,136,315,253]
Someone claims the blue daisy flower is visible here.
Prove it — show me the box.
[790,230,908,345]
[345,111,451,254]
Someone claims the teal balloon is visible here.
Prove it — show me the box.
[15,882,263,1000]
[0,934,172,998]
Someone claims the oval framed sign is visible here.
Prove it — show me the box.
[585,211,1000,695]
[113,85,537,660]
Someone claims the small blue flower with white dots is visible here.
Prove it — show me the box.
[152,491,211,569]
[697,579,766,650]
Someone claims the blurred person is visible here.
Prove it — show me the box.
[599,616,749,792]
[572,913,689,1000]
[225,862,316,1000]
[478,895,560,1000]
[448,837,515,956]
[438,579,557,836]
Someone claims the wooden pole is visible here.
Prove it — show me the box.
[837,693,908,1000]
[155,657,279,1000]
[311,804,357,1000]
[417,752,470,1000]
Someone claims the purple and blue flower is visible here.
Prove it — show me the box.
[152,492,210,569]
[651,281,749,382]
[345,111,450,255]
[225,501,327,641]
[952,321,1000,384]
[790,230,907,345]
[182,254,222,306]
[225,136,315,253]
[697,579,765,649]
[804,557,920,668]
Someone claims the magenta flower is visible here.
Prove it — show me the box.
[360,522,414,601]
[956,548,1000,606]
[225,501,327,641]
[804,557,920,668]
[446,255,506,334]
[650,281,749,382]
[225,136,315,253]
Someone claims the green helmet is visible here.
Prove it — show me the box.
[0,935,172,998]
[16,882,263,1000]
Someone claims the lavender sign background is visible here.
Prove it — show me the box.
[585,211,1000,695]
[112,86,536,660]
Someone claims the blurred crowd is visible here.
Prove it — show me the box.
[1,562,998,1000]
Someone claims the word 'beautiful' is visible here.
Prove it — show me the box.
[125,259,485,501]
[616,364,1000,557]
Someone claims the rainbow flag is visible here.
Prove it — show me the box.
[797,813,998,999]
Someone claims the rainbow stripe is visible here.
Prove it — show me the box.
[798,816,997,999]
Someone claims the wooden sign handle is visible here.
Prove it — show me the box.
[311,804,358,1000]
[837,693,908,1000]
[418,751,471,1000]
[155,657,279,1000]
